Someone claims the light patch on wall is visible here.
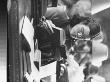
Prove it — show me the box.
[92,4,110,15]
[0,66,6,82]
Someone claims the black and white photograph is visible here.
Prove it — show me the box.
[3,0,110,82]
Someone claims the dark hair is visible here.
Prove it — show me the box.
[82,17,101,39]
[69,14,90,27]
[89,22,101,39]
[89,65,99,74]
[61,14,90,28]
[83,62,99,79]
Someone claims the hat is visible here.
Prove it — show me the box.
[87,20,101,39]
[92,31,104,42]
[70,23,90,40]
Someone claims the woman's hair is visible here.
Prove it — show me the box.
[69,14,90,27]
[69,16,101,39]
[83,62,99,79]
[82,17,101,39]
[89,65,99,74]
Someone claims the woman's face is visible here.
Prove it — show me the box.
[70,23,90,40]
[75,40,91,53]
[67,39,91,63]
